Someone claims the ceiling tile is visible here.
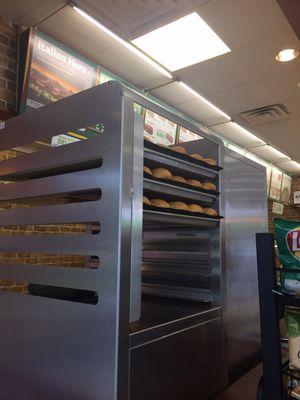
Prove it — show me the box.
[75,0,208,40]
[254,117,300,160]
[91,43,172,88]
[237,28,300,79]
[174,98,229,127]
[283,97,300,117]
[275,160,300,174]
[39,6,117,59]
[149,81,195,105]
[196,0,292,50]
[1,0,66,26]
[212,122,265,148]
[149,81,229,126]
[175,51,262,96]
[211,80,284,117]
[265,70,300,103]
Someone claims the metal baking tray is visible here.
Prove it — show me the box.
[144,175,218,204]
[143,206,222,228]
[143,229,210,244]
[144,141,221,180]
[143,250,209,262]
[142,283,212,302]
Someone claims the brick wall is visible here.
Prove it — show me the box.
[0,18,88,295]
[268,176,300,233]
[0,17,18,121]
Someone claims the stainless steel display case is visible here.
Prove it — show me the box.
[0,81,230,400]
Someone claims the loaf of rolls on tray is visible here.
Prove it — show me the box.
[143,144,219,217]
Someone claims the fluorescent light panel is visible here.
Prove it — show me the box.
[132,12,231,71]
[73,6,173,78]
[179,81,231,121]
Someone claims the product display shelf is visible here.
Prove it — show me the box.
[143,208,220,228]
[144,147,219,180]
[143,176,218,204]
[256,234,300,400]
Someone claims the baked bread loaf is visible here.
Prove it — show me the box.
[152,168,172,180]
[171,176,188,184]
[143,196,151,206]
[202,182,217,191]
[187,179,202,188]
[171,146,187,155]
[191,153,204,161]
[143,166,152,175]
[151,199,170,208]
[169,201,189,211]
[188,204,204,213]
[204,208,218,216]
[204,158,217,166]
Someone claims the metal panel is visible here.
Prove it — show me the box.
[0,135,104,181]
[0,82,134,400]
[224,149,268,382]
[130,317,224,400]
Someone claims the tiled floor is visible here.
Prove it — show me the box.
[213,364,262,400]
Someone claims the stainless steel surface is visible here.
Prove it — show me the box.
[0,82,135,400]
[130,107,144,322]
[130,317,224,400]
[0,80,227,399]
[143,177,217,204]
[224,148,268,381]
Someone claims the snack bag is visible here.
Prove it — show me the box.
[274,219,300,292]
[285,308,300,370]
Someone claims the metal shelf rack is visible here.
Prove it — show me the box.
[256,233,300,400]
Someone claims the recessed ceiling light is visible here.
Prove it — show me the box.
[132,12,231,71]
[275,48,299,62]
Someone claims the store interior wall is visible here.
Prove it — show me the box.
[0,17,17,120]
[268,176,300,233]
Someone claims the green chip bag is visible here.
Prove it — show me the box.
[274,218,300,292]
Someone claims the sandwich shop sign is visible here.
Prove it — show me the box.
[18,28,102,143]
[19,28,100,111]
